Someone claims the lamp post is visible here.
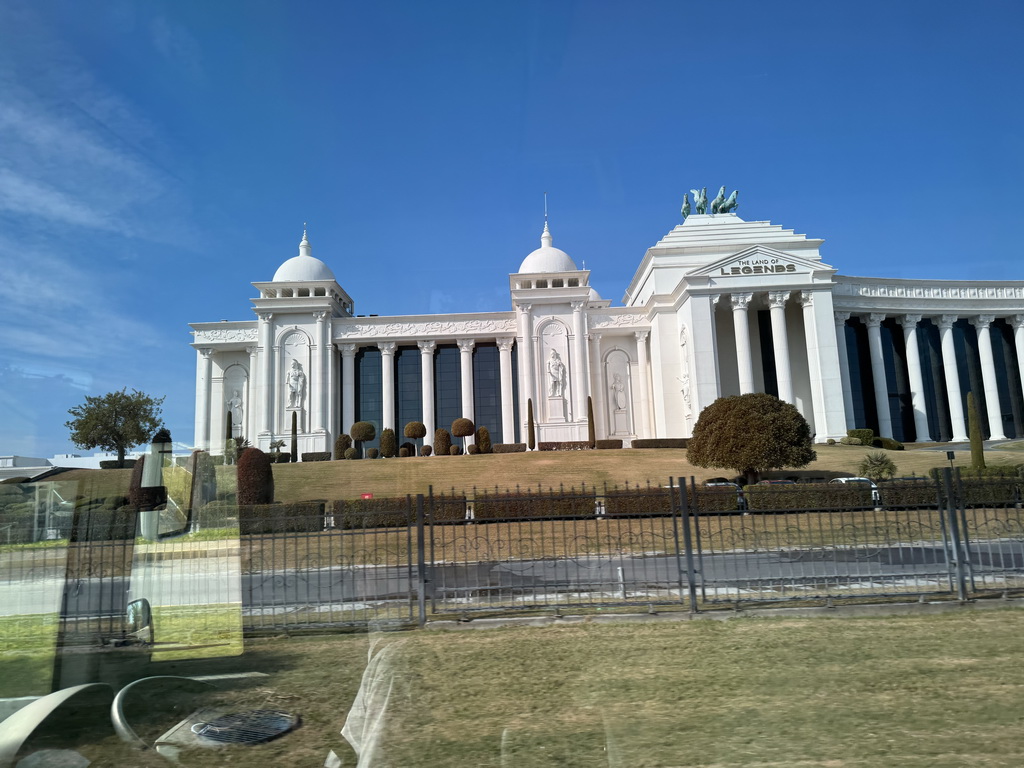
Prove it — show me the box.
[139,428,172,540]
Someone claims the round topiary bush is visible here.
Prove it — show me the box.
[344,447,359,460]
[404,421,426,440]
[449,445,462,456]
[467,444,480,455]
[237,447,274,505]
[367,448,380,459]
[334,433,352,459]
[420,445,433,457]
[399,447,410,458]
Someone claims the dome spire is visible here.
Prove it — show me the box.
[541,192,552,247]
[299,223,311,257]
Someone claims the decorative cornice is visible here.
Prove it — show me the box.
[835,280,1024,300]
[588,312,645,330]
[194,327,259,343]
[333,316,517,341]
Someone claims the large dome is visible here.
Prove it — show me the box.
[272,230,336,282]
[518,223,577,273]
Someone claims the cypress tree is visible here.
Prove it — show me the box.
[587,396,596,449]
[968,391,985,470]
[527,399,536,451]
[290,411,298,463]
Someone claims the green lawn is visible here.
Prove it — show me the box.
[59,606,1024,767]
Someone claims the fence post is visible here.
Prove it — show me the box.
[673,477,700,613]
[942,468,968,601]
[416,493,428,627]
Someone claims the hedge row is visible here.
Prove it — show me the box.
[301,452,331,462]
[239,502,326,534]
[493,443,527,453]
[631,439,689,449]
[741,484,874,512]
[595,439,623,450]
[99,459,137,469]
[538,441,591,451]
[330,498,410,529]
[472,490,596,520]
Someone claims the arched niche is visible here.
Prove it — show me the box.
[604,347,634,436]
[223,363,248,438]
[278,328,312,432]
[537,318,572,422]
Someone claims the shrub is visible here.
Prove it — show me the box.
[538,441,590,451]
[467,444,480,455]
[290,412,298,463]
[301,452,331,462]
[400,442,415,457]
[631,438,689,449]
[968,391,985,470]
[332,497,409,530]
[449,445,462,456]
[859,451,898,481]
[475,426,492,454]
[344,447,359,460]
[743,484,873,512]
[273,453,292,463]
[333,434,352,459]
[433,428,452,456]
[493,443,526,453]
[872,437,905,451]
[527,399,536,450]
[100,459,137,470]
[380,428,397,458]
[826,438,836,446]
[351,421,376,457]
[878,479,938,509]
[239,502,325,534]
[404,421,426,441]
[399,447,411,458]
[367,448,380,459]
[603,487,672,516]
[472,489,596,520]
[847,429,874,444]
[587,396,596,449]
[420,445,433,457]
[595,439,623,450]
[237,447,274,505]
[452,418,475,453]
[839,437,862,446]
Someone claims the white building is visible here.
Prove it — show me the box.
[191,209,1024,453]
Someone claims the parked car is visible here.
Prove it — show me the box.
[828,476,881,504]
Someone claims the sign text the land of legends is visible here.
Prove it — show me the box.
[720,257,799,276]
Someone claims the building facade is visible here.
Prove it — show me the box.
[191,210,1024,453]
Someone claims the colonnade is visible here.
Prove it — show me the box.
[838,312,1024,442]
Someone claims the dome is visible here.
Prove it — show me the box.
[518,223,577,273]
[272,229,336,282]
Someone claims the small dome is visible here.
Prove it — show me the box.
[272,228,336,282]
[518,223,577,273]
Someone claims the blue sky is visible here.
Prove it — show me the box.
[1,0,1022,457]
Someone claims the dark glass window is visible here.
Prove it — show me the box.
[395,346,423,435]
[434,345,461,435]
[473,343,502,439]
[354,346,382,450]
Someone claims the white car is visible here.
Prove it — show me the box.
[828,477,881,504]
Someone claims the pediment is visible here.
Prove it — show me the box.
[688,245,833,279]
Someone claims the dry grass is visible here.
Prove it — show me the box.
[62,607,1024,767]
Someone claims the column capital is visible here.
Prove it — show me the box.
[313,310,330,322]
[517,303,532,315]
[798,291,815,308]
[588,332,602,344]
[730,292,753,310]
[245,345,258,356]
[378,341,397,356]
[768,291,790,309]
[417,339,437,354]
[256,311,274,323]
[866,312,887,328]
[834,311,851,325]
[456,338,476,353]
[339,343,358,356]
[198,347,213,359]
[938,314,959,330]
[635,330,649,343]
[709,293,721,306]
[902,313,922,327]
[1013,314,1024,330]
[974,314,996,327]
[570,300,586,312]
[496,337,515,352]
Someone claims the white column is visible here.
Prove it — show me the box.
[340,343,357,436]
[974,315,1007,440]
[833,312,856,428]
[865,313,893,439]
[1014,315,1024,406]
[799,292,828,437]
[246,345,259,441]
[588,333,605,439]
[457,338,476,431]
[938,315,968,442]
[257,312,273,434]
[731,293,755,394]
[197,348,213,450]
[571,301,588,414]
[497,337,515,444]
[418,340,436,445]
[517,305,534,425]
[768,291,793,403]
[635,331,652,438]
[379,342,397,431]
[314,311,329,432]
[901,314,931,442]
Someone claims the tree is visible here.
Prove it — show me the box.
[351,421,376,457]
[688,393,816,484]
[587,396,596,449]
[452,417,475,454]
[404,421,426,451]
[527,399,536,451]
[968,391,985,470]
[290,412,299,463]
[380,428,397,458]
[859,451,898,481]
[433,428,451,457]
[475,425,492,454]
[65,388,165,468]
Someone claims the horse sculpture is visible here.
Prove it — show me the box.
[690,187,708,215]
[710,186,727,214]
[719,189,739,213]
[681,193,691,219]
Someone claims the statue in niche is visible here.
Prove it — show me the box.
[226,389,244,431]
[547,350,566,397]
[610,374,627,411]
[286,360,307,409]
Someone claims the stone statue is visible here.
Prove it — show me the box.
[719,189,739,213]
[681,193,690,220]
[226,389,243,432]
[610,374,626,410]
[710,186,727,214]
[286,360,306,408]
[690,188,707,215]
[547,350,566,397]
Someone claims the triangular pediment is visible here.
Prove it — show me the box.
[688,245,834,279]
